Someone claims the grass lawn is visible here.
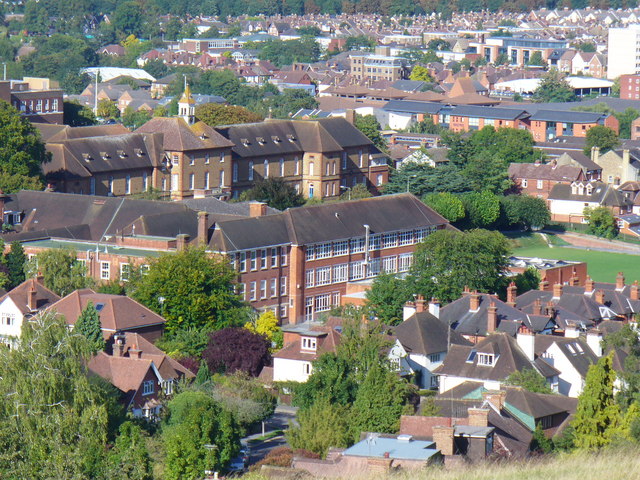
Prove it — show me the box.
[508,232,640,283]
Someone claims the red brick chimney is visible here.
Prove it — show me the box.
[585,276,595,293]
[539,280,549,291]
[506,281,517,306]
[129,344,142,359]
[249,201,267,217]
[631,281,639,301]
[552,283,563,299]
[595,289,605,305]
[545,301,555,316]
[482,390,506,410]
[27,283,37,311]
[469,291,480,311]
[176,233,189,251]
[467,408,489,427]
[415,295,426,313]
[487,301,497,333]
[344,109,356,125]
[197,211,209,245]
[616,272,625,291]
[571,268,580,286]
[533,298,542,315]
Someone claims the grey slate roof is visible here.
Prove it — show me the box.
[535,336,598,378]
[180,198,280,217]
[391,80,426,92]
[382,100,444,114]
[548,182,633,208]
[448,105,529,121]
[529,110,605,123]
[508,162,582,182]
[393,311,472,356]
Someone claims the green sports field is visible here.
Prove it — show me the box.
[509,233,640,283]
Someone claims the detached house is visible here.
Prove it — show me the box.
[548,181,633,223]
[508,161,585,200]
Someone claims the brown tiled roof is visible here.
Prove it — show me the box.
[0,278,60,315]
[135,117,234,151]
[88,352,155,395]
[508,163,582,182]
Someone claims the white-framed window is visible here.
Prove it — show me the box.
[189,173,195,190]
[367,258,381,277]
[280,276,287,295]
[398,253,413,272]
[281,248,288,266]
[537,179,543,189]
[333,263,348,283]
[429,353,441,363]
[52,99,58,111]
[477,353,495,366]
[100,262,110,280]
[342,151,347,170]
[1,313,15,325]
[303,362,312,375]
[469,117,480,128]
[382,256,397,273]
[305,246,315,261]
[377,174,383,186]
[120,263,131,281]
[248,161,254,181]
[280,304,287,318]
[302,337,317,350]
[233,163,238,182]
[172,154,179,165]
[260,280,267,299]
[295,156,300,175]
[264,159,269,177]
[142,172,148,191]
[316,243,332,259]
[108,176,114,194]
[333,240,348,256]
[382,233,397,248]
[204,171,210,190]
[316,266,331,286]
[270,278,277,297]
[125,174,131,194]
[143,380,154,395]
[309,161,314,176]
[189,155,195,166]
[349,261,365,281]
[358,150,363,167]
[415,228,431,243]
[260,249,267,269]
[331,291,340,306]
[271,248,278,267]
[250,250,257,271]
[249,281,257,301]
[237,283,246,301]
[280,158,284,176]
[205,154,210,164]
[220,152,225,163]
[239,252,247,272]
[350,237,365,253]
[315,294,331,312]
[398,230,413,246]
[326,161,331,176]
[369,234,381,250]
[305,269,315,288]
[522,179,528,188]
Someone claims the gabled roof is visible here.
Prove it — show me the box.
[535,335,598,378]
[549,182,633,208]
[88,353,156,398]
[394,311,472,356]
[0,278,59,315]
[508,162,582,182]
[448,105,528,120]
[135,117,234,152]
[382,99,444,114]
[530,110,605,123]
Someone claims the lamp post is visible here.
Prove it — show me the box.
[340,185,351,200]
[406,174,417,193]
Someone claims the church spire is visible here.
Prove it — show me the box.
[178,77,195,124]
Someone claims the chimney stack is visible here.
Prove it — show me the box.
[533,298,542,315]
[129,344,142,359]
[517,324,535,361]
[585,276,595,294]
[27,283,37,311]
[616,272,625,291]
[586,329,603,357]
[565,323,579,338]
[415,295,426,313]
[487,301,497,334]
[571,268,579,286]
[176,233,189,251]
[428,298,440,318]
[506,281,517,306]
[631,280,639,301]
[552,283,563,299]
[469,291,480,312]
[112,333,125,357]
[432,426,455,456]
[545,300,555,317]
[482,390,506,410]
[249,201,267,218]
[595,289,605,305]
[539,280,549,291]
[344,108,356,125]
[197,211,209,245]
[467,408,489,427]
[403,300,416,321]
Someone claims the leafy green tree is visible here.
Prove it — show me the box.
[122,107,151,129]
[287,396,351,458]
[293,354,358,410]
[533,69,576,103]
[505,368,552,394]
[195,361,212,386]
[602,324,640,407]
[257,38,321,67]
[63,100,97,126]
[572,353,623,450]
[129,247,246,334]
[500,195,551,230]
[260,89,318,119]
[584,125,619,156]
[163,391,241,480]
[5,241,26,289]
[410,118,445,135]
[422,192,465,222]
[239,177,305,210]
[531,422,554,453]
[411,229,510,302]
[365,272,412,325]
[340,183,372,201]
[106,422,152,480]
[112,1,144,37]
[385,163,470,196]
[195,103,262,127]
[584,206,618,239]
[427,38,450,51]
[350,363,411,439]
[0,312,118,478]
[344,35,376,51]
[410,65,433,82]
[244,310,283,350]
[495,52,509,65]
[354,114,386,152]
[462,151,511,194]
[513,267,541,294]
[421,397,441,416]
[74,301,105,354]
[461,191,501,228]
[25,248,93,296]
[527,51,545,66]
[97,99,120,120]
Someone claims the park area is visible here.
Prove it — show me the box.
[509,232,640,283]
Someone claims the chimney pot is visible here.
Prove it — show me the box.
[197,211,209,245]
[249,201,267,218]
[487,300,497,334]
[415,295,426,313]
[506,281,517,306]
[27,284,37,311]
[469,291,480,311]
[631,280,639,301]
[176,233,190,251]
[585,276,595,293]
[616,272,625,291]
[595,289,605,305]
[553,283,563,299]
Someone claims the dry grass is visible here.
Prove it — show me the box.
[242,448,640,480]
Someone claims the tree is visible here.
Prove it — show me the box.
[354,114,386,152]
[505,368,552,394]
[122,107,151,130]
[365,272,412,325]
[584,206,618,239]
[5,241,26,289]
[63,100,97,126]
[385,163,470,197]
[112,1,144,37]
[411,229,511,303]
[531,422,554,453]
[260,89,318,119]
[74,302,105,354]
[421,396,441,416]
[410,65,433,82]
[239,177,305,210]
[513,267,541,294]
[0,100,48,192]
[293,353,358,410]
[340,183,372,201]
[25,248,93,296]
[106,422,152,480]
[96,99,120,119]
[461,191,501,228]
[163,391,241,480]
[500,195,550,230]
[584,125,619,156]
[129,247,246,334]
[602,324,640,407]
[0,312,119,478]
[527,51,545,66]
[203,327,271,377]
[195,103,262,127]
[245,311,283,350]
[422,192,465,222]
[533,69,576,103]
[572,353,623,449]
[286,397,351,458]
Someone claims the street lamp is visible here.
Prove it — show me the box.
[340,185,351,200]
[406,174,417,193]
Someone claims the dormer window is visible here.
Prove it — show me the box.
[241,138,250,146]
[571,183,577,195]
[586,185,593,195]
[200,133,208,140]
[257,137,266,145]
[134,148,144,157]
[272,135,281,143]
[301,337,317,351]
[477,353,495,366]
[578,185,584,195]
[287,134,296,142]
[117,150,127,158]
[100,151,110,160]
[82,153,92,162]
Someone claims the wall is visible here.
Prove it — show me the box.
[0,297,25,348]
[273,357,312,382]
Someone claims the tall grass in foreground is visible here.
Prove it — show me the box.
[243,448,640,480]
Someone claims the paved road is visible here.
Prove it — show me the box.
[243,405,298,466]
[553,231,640,255]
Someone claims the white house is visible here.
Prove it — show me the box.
[0,278,60,349]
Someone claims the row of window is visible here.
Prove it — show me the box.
[232,248,288,273]
[521,179,545,189]
[14,98,60,114]
[305,228,433,261]
[240,276,288,302]
[304,292,341,321]
[305,254,413,287]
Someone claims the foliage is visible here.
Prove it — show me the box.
[422,192,466,223]
[293,353,358,410]
[25,248,93,296]
[584,206,618,240]
[155,328,213,360]
[354,114,386,152]
[513,267,541,294]
[286,397,351,458]
[5,241,26,289]
[344,35,376,51]
[245,311,283,350]
[365,272,412,325]
[500,195,551,230]
[239,177,305,210]
[122,107,151,130]
[461,191,501,228]
[340,183,372,201]
[106,422,152,480]
[129,247,247,334]
[0,100,48,192]
[21,35,98,84]
[260,89,318,119]
[64,100,97,126]
[257,38,321,67]
[163,391,241,480]
[0,313,119,478]
[410,65,433,82]
[531,422,554,453]
[421,397,441,416]
[195,103,262,127]
[410,118,446,135]
[527,51,545,66]
[583,125,619,156]
[602,324,640,408]
[96,99,120,119]
[74,301,106,354]
[385,163,470,197]
[411,229,511,303]
[533,69,576,103]
[505,368,552,394]
[203,327,271,377]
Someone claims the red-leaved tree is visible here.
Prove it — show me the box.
[203,327,271,377]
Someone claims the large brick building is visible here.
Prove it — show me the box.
[1,77,64,124]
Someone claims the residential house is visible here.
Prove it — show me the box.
[508,257,587,291]
[555,151,602,181]
[547,181,633,223]
[47,289,166,343]
[593,148,640,186]
[508,161,585,200]
[88,331,195,418]
[0,277,60,348]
